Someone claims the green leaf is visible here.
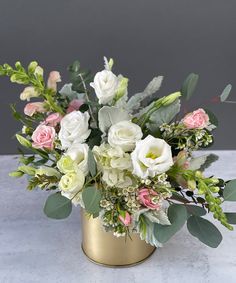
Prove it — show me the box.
[204,109,218,127]
[82,186,102,216]
[225,213,236,224]
[16,134,32,148]
[220,84,232,102]
[154,204,187,243]
[44,193,72,219]
[223,179,236,201]
[127,76,163,113]
[187,216,222,248]
[181,73,199,100]
[147,99,181,132]
[9,171,24,178]
[185,205,207,216]
[87,128,102,149]
[88,149,97,177]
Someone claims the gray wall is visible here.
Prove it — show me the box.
[0,0,235,154]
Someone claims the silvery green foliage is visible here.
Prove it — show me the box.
[134,208,170,247]
[146,99,181,132]
[98,106,131,133]
[127,76,163,113]
[59,83,85,100]
[188,154,219,171]
[144,210,171,225]
[220,84,232,102]
[137,216,163,247]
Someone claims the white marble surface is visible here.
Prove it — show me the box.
[0,151,236,283]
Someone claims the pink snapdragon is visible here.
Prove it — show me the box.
[138,188,161,210]
[66,99,84,113]
[45,113,63,127]
[182,108,209,129]
[118,212,131,226]
[47,71,61,91]
[24,102,46,117]
[32,125,56,150]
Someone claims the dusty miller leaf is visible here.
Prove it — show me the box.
[98,106,130,133]
[127,76,163,112]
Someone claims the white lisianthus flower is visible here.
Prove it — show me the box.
[57,155,76,174]
[58,111,91,149]
[108,121,143,152]
[20,86,40,101]
[131,135,173,179]
[59,170,85,205]
[66,143,89,175]
[90,70,119,104]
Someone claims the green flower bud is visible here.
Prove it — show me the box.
[187,179,196,191]
[210,186,220,193]
[16,134,32,148]
[9,171,24,178]
[161,91,181,106]
[28,61,38,73]
[18,165,36,176]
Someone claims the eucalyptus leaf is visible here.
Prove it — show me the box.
[188,154,218,171]
[127,76,163,112]
[154,204,187,243]
[82,186,102,216]
[59,83,85,100]
[181,73,199,100]
[98,106,130,133]
[220,84,232,102]
[44,193,72,219]
[225,213,236,224]
[185,205,207,216]
[87,149,97,177]
[223,179,236,201]
[187,216,222,248]
[204,109,218,127]
[146,99,181,132]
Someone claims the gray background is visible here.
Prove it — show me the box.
[0,0,235,154]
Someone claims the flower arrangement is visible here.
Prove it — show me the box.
[1,57,236,249]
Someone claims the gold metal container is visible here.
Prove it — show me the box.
[81,210,156,267]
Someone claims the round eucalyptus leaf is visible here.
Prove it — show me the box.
[44,193,72,219]
[187,216,222,248]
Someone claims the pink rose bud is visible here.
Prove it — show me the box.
[182,108,209,129]
[24,102,46,117]
[118,212,131,226]
[47,71,61,91]
[32,125,56,150]
[66,99,84,114]
[45,113,63,127]
[138,188,161,210]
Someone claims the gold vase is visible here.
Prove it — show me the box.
[81,209,156,267]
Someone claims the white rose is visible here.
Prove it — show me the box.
[58,111,91,149]
[90,70,119,104]
[108,121,143,152]
[20,86,40,101]
[131,135,173,179]
[66,143,89,175]
[59,170,85,204]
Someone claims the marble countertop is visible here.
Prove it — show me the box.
[1,151,236,283]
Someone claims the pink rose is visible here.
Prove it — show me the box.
[66,99,84,113]
[138,188,160,210]
[45,113,63,127]
[24,102,46,117]
[32,125,56,150]
[47,71,61,91]
[118,212,131,226]
[182,108,209,129]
